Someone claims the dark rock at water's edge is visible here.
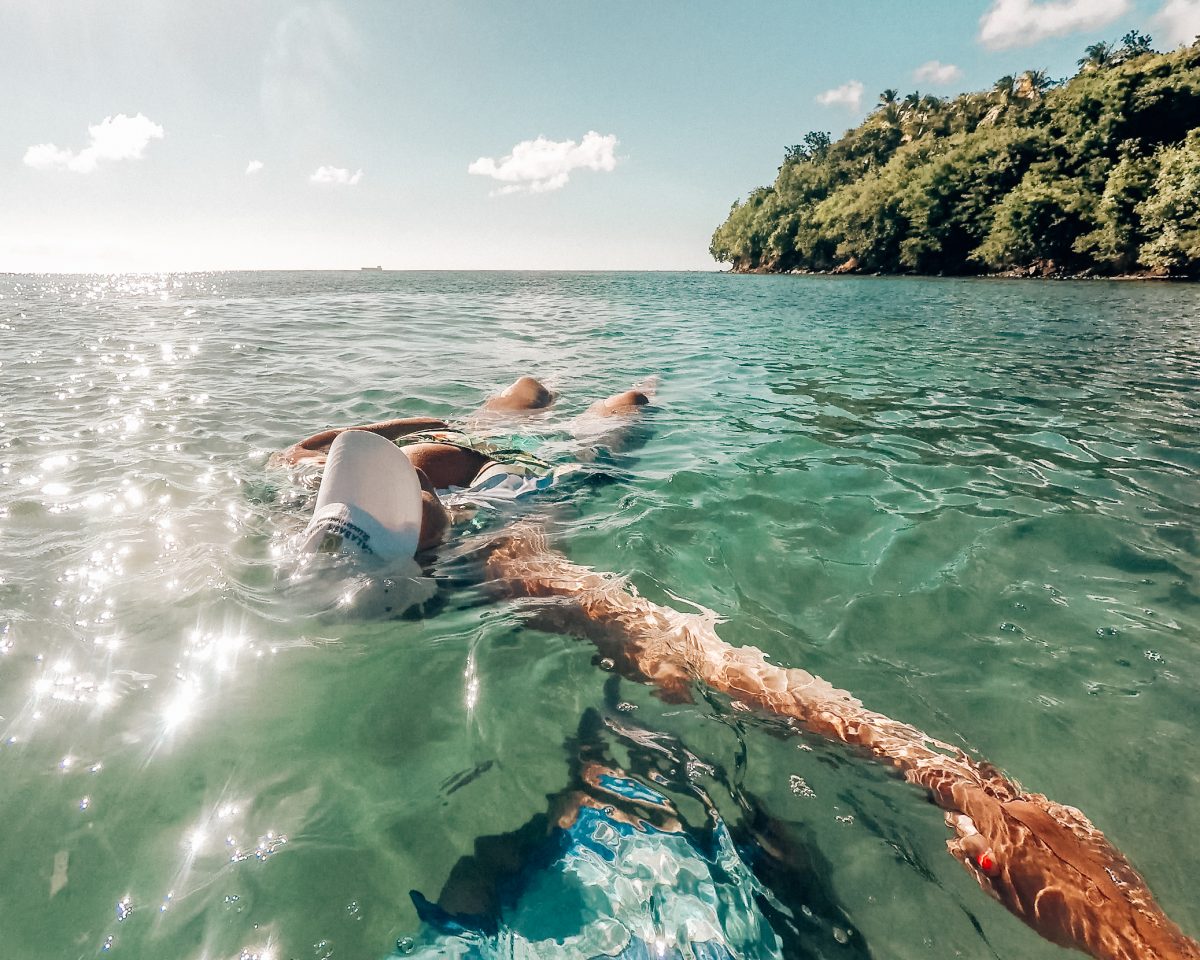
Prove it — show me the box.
[712,37,1200,281]
[726,258,1182,281]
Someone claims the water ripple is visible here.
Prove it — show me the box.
[1,273,1198,958]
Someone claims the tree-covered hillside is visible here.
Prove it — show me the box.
[711,35,1200,277]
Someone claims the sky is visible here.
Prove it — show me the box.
[2,0,1198,272]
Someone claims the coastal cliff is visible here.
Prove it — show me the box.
[711,36,1200,279]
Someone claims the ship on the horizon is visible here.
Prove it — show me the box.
[360,265,383,271]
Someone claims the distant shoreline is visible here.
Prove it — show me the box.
[1,267,1193,280]
[728,264,1190,282]
[711,43,1200,282]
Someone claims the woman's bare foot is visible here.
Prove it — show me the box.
[482,376,556,413]
[588,377,658,417]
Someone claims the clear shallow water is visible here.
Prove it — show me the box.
[1,271,1197,960]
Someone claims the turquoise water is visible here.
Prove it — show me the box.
[1,271,1197,959]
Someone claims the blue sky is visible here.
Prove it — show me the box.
[2,0,1197,271]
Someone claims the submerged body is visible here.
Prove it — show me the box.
[402,744,797,958]
[397,705,865,959]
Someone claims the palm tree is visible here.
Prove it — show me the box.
[945,98,971,134]
[878,89,899,107]
[1015,69,1053,100]
[920,95,950,136]
[1078,41,1115,71]
[1027,69,1053,92]
[993,75,1016,103]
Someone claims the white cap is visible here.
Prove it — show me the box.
[299,430,423,563]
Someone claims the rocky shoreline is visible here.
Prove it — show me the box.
[728,256,1187,282]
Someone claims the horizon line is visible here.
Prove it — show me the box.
[2,267,728,276]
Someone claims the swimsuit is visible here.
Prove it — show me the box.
[395,430,568,501]
[392,775,783,960]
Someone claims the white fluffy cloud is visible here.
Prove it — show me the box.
[815,80,864,110]
[245,160,264,175]
[23,113,164,173]
[309,165,362,185]
[914,60,964,85]
[1153,0,1200,46]
[979,0,1130,49]
[468,131,618,195]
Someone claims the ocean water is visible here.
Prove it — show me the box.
[1,271,1197,960]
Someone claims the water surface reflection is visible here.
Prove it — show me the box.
[0,272,1197,958]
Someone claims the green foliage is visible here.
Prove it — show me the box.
[712,42,1200,277]
[1073,147,1158,269]
[1119,31,1155,60]
[973,173,1090,268]
[812,157,915,269]
[899,127,1045,271]
[783,131,833,165]
[1137,129,1200,273]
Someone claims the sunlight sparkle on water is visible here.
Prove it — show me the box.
[464,652,480,715]
[162,677,202,732]
[230,830,288,864]
[185,627,251,675]
[30,655,121,709]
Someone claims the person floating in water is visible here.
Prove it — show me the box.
[274,375,651,552]
[276,376,1199,960]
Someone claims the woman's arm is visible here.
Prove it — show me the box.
[483,524,1199,960]
[271,416,449,466]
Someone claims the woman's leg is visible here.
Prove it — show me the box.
[481,376,556,413]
